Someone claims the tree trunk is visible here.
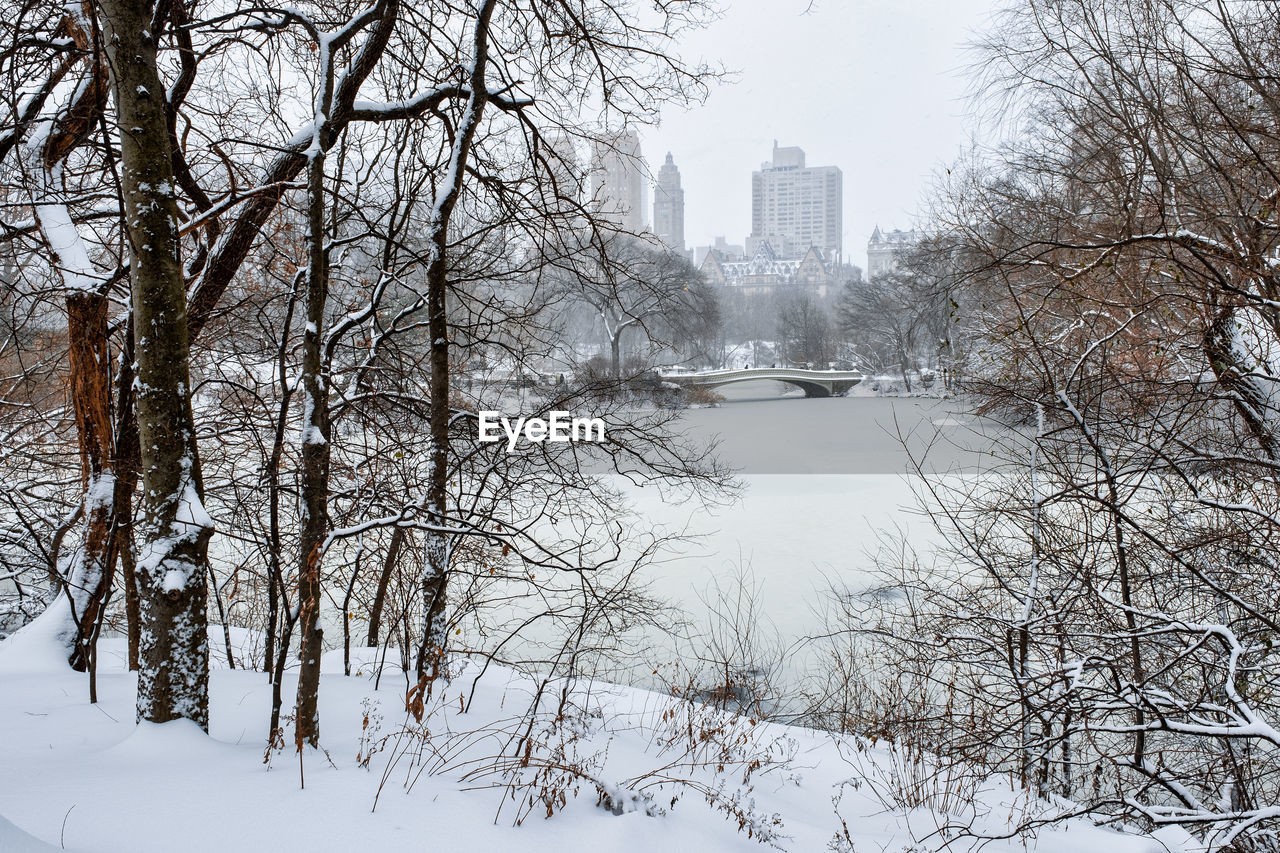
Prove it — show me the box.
[99,0,212,729]
[65,292,116,672]
[414,0,497,686]
[294,136,331,749]
[417,241,451,682]
[263,283,300,680]
[17,4,116,671]
[897,339,913,392]
[113,324,142,670]
[1204,307,1279,461]
[367,525,405,648]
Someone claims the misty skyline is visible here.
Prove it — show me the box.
[646,0,996,271]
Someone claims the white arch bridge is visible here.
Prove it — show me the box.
[658,367,864,398]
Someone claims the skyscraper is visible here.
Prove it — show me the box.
[652,152,685,253]
[589,129,647,232]
[546,132,583,204]
[749,143,842,259]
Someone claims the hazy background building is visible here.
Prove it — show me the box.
[590,129,647,232]
[750,143,842,260]
[866,226,919,278]
[693,236,746,266]
[546,132,584,205]
[652,152,685,252]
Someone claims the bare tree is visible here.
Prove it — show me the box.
[0,0,733,782]
[836,254,949,390]
[558,235,715,378]
[776,290,833,367]
[817,1,1280,848]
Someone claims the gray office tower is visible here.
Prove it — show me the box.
[589,129,647,233]
[653,152,686,253]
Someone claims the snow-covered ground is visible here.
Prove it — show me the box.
[0,633,1179,853]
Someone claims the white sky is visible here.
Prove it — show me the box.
[645,0,998,271]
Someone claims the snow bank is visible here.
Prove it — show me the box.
[0,814,60,852]
[0,635,1171,852]
[0,599,75,674]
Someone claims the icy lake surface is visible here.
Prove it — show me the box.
[626,382,1000,651]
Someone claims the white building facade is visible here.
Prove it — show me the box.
[750,143,842,260]
[866,226,920,279]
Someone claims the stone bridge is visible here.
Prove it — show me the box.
[658,367,863,398]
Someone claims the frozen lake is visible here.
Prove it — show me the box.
[672,382,992,475]
[626,382,998,659]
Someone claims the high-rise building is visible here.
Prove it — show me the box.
[589,129,647,232]
[866,226,920,279]
[547,132,584,204]
[750,143,842,259]
[652,152,685,252]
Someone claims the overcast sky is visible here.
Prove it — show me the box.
[645,0,998,272]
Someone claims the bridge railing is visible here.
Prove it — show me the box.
[658,367,864,382]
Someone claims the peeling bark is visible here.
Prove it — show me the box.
[64,291,115,672]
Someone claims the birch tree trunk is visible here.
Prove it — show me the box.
[99,0,213,729]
